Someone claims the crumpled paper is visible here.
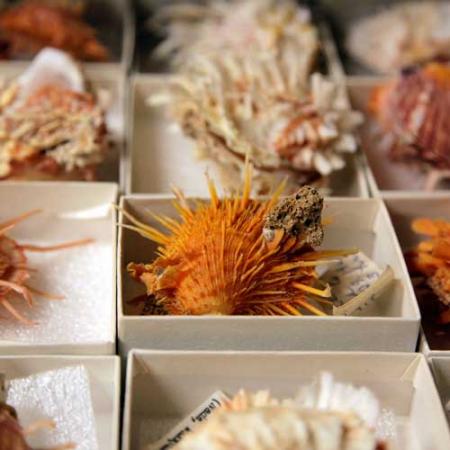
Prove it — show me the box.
[320,252,394,315]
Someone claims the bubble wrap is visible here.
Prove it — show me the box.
[7,365,99,450]
[0,241,113,344]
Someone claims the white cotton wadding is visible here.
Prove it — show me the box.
[17,48,85,101]
[294,373,398,442]
[0,241,113,345]
[7,365,99,450]
[295,372,381,429]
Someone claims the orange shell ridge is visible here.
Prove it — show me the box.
[125,164,353,316]
[410,217,450,310]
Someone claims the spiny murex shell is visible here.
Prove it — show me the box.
[152,0,318,80]
[0,48,107,179]
[150,54,363,194]
[174,372,385,450]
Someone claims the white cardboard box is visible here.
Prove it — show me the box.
[384,193,450,357]
[0,182,118,355]
[0,354,120,450]
[126,74,369,198]
[430,356,450,424]
[123,350,450,450]
[347,76,450,196]
[118,195,420,354]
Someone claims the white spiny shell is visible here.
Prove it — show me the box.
[173,373,386,450]
[347,1,450,73]
[175,407,379,450]
[153,0,317,81]
[0,48,107,180]
[153,53,363,194]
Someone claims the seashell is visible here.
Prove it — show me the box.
[0,401,32,450]
[0,399,73,450]
[176,407,379,450]
[0,49,107,181]
[407,218,450,323]
[0,209,92,324]
[347,1,450,73]
[156,54,363,194]
[124,164,355,316]
[174,373,385,450]
[151,0,318,80]
[371,63,450,170]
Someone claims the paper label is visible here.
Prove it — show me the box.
[321,252,394,316]
[146,390,229,450]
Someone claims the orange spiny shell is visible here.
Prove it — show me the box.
[126,168,348,316]
[0,235,29,299]
[371,63,450,169]
[408,218,450,318]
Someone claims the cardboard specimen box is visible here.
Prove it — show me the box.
[0,182,118,355]
[123,350,450,450]
[126,74,369,197]
[118,195,419,354]
[347,77,450,195]
[431,357,450,424]
[0,354,120,450]
[385,193,450,356]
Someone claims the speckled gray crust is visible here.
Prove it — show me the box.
[264,186,324,247]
